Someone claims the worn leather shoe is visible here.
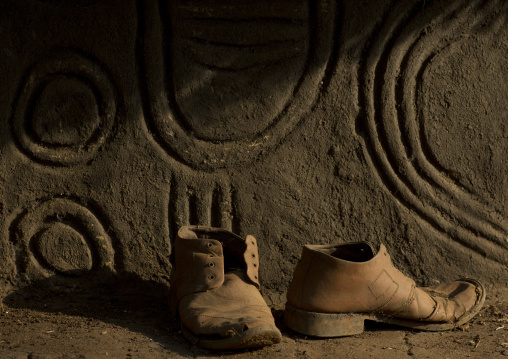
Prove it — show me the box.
[169,226,282,349]
[285,242,485,337]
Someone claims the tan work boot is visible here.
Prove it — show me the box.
[169,226,282,349]
[285,242,486,337]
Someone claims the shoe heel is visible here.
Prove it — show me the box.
[284,303,367,337]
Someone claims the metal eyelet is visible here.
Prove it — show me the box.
[207,242,213,248]
[208,275,215,280]
[208,262,215,267]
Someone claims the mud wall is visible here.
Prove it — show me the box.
[0,0,506,303]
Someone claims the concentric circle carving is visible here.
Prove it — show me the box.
[138,0,338,171]
[11,51,116,166]
[11,197,115,277]
[359,0,508,263]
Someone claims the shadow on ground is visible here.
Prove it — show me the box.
[2,276,291,358]
[1,282,507,358]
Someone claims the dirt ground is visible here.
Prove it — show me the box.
[0,285,507,359]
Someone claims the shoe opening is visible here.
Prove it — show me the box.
[330,242,375,262]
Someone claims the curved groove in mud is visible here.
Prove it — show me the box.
[10,197,116,277]
[10,50,117,167]
[137,0,338,171]
[359,0,508,263]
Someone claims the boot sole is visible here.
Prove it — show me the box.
[284,278,486,337]
[181,324,282,350]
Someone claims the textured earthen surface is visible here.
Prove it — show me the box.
[0,286,507,358]
[0,0,506,308]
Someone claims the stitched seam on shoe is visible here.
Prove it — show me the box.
[456,298,467,320]
[424,298,456,322]
[423,298,440,321]
[443,298,450,321]
[422,288,448,298]
[369,270,399,312]
[389,283,416,315]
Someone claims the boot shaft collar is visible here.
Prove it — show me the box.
[172,226,260,303]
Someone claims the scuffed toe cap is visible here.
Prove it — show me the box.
[421,279,485,323]
[181,305,277,337]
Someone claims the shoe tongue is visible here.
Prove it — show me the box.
[216,235,248,272]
